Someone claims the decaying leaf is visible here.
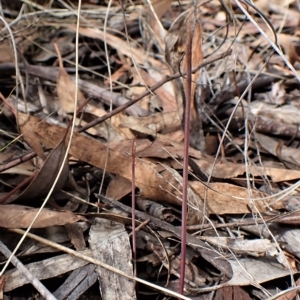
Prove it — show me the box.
[200,236,278,257]
[165,6,203,115]
[15,113,184,207]
[143,0,172,51]
[18,112,46,161]
[4,135,69,204]
[255,132,300,167]
[55,43,86,114]
[106,175,132,200]
[193,157,300,182]
[0,204,85,228]
[189,181,286,215]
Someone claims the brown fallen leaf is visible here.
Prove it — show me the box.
[278,34,299,64]
[18,111,46,161]
[144,0,171,50]
[165,5,203,109]
[3,137,69,204]
[16,113,283,218]
[130,67,177,112]
[16,112,184,207]
[54,43,86,114]
[106,175,132,200]
[190,181,285,215]
[0,204,85,228]
[193,157,300,182]
[165,5,204,149]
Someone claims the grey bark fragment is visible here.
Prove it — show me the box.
[89,218,137,300]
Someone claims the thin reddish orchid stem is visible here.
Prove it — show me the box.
[179,17,194,299]
[131,137,137,278]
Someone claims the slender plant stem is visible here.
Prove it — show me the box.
[131,137,137,279]
[179,11,195,298]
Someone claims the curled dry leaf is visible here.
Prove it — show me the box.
[0,204,85,228]
[249,101,299,124]
[255,132,300,167]
[144,0,172,50]
[165,5,203,122]
[16,114,184,207]
[4,128,69,204]
[18,112,46,161]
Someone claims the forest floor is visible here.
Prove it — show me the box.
[1,0,300,299]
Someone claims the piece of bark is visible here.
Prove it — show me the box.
[136,198,175,222]
[0,240,57,300]
[53,264,97,300]
[96,195,233,277]
[89,218,137,300]
[4,250,92,292]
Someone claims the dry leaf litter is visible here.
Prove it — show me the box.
[0,0,300,299]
